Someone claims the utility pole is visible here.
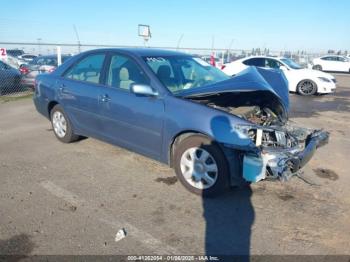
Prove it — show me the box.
[227,38,235,62]
[73,24,81,53]
[176,34,184,50]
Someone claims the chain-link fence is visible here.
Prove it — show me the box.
[0,41,335,97]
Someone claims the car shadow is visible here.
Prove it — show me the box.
[202,115,254,260]
[203,187,254,259]
[0,234,35,261]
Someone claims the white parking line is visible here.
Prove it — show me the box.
[41,181,83,206]
[40,180,180,254]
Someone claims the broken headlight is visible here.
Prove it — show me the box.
[235,124,295,148]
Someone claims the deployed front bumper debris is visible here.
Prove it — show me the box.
[242,127,329,183]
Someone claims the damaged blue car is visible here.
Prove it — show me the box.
[33,49,329,196]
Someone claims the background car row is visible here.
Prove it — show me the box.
[222,56,337,95]
[312,55,350,73]
[0,52,72,94]
[1,48,349,96]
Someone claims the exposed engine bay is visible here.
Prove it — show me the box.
[211,105,310,150]
[189,95,329,183]
[180,67,329,184]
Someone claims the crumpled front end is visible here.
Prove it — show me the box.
[183,67,329,184]
[240,124,329,182]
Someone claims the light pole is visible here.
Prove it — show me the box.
[227,38,235,62]
[73,25,81,53]
[176,33,184,50]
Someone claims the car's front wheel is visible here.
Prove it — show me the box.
[297,80,317,96]
[50,104,79,143]
[173,135,230,197]
[313,65,322,71]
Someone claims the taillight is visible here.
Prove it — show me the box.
[221,65,226,70]
[19,67,29,74]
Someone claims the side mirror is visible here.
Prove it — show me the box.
[130,84,158,97]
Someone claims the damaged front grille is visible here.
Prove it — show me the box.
[186,87,329,184]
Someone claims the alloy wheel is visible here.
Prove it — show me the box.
[52,111,67,138]
[180,147,218,190]
[299,81,316,95]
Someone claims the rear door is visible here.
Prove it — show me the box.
[58,53,107,137]
[336,56,350,72]
[321,56,338,71]
[99,52,164,159]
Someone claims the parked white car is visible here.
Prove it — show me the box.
[222,56,336,96]
[312,55,350,73]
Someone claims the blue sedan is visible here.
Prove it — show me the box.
[33,48,328,196]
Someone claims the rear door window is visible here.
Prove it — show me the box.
[265,58,282,69]
[337,56,346,62]
[243,58,265,67]
[322,56,335,61]
[64,54,106,84]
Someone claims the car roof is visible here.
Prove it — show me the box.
[321,55,343,57]
[236,55,278,62]
[241,55,281,59]
[83,48,190,57]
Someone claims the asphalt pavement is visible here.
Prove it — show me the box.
[0,74,350,257]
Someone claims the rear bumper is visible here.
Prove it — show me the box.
[33,93,50,119]
[21,77,35,88]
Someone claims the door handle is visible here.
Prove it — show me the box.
[58,85,70,95]
[58,84,68,93]
[100,94,111,102]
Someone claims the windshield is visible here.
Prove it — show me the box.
[143,56,230,93]
[280,58,303,69]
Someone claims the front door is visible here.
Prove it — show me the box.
[99,53,164,159]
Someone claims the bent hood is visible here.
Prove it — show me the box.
[178,66,290,122]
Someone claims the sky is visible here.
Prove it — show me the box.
[0,0,349,52]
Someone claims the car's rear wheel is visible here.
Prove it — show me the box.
[297,80,317,96]
[313,65,322,71]
[50,104,79,143]
[173,135,230,197]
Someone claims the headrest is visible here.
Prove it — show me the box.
[119,67,129,81]
[157,65,171,78]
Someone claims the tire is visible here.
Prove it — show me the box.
[313,65,322,71]
[173,135,230,197]
[297,79,317,96]
[50,104,79,143]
